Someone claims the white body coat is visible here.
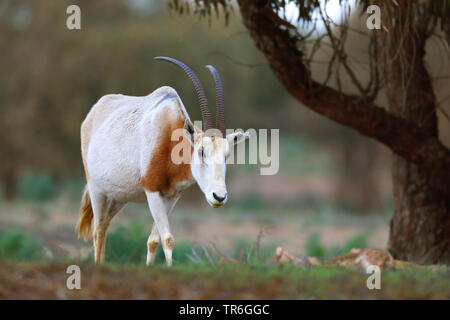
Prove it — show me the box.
[79,85,246,265]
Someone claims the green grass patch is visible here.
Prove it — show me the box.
[102,221,279,266]
[0,227,44,262]
[305,232,369,259]
[104,221,216,265]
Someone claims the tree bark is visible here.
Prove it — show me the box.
[377,3,450,264]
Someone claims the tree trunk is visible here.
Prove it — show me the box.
[389,157,450,264]
[377,6,450,264]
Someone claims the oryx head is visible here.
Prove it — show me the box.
[155,57,249,208]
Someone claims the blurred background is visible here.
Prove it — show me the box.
[0,0,448,264]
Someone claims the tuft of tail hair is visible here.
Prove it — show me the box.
[76,185,93,241]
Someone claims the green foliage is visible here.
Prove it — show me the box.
[232,239,277,264]
[341,233,368,255]
[104,222,148,264]
[168,0,324,24]
[359,0,449,29]
[174,0,449,30]
[305,232,368,259]
[16,171,58,202]
[168,0,234,25]
[304,232,326,258]
[0,228,43,262]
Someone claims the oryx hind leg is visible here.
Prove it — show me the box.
[89,189,125,263]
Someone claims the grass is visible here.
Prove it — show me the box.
[99,221,280,266]
[0,224,448,299]
[1,260,449,299]
[0,221,367,268]
[0,227,44,262]
[102,221,371,266]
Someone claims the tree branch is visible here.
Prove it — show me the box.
[237,0,450,196]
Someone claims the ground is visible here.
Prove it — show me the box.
[0,166,447,300]
[1,262,449,299]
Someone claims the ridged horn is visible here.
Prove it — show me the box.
[154,56,213,131]
[205,65,225,137]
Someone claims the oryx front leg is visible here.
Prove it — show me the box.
[146,224,160,265]
[146,192,175,266]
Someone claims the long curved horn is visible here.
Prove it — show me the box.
[205,65,225,137]
[154,56,213,131]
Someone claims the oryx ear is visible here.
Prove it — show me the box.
[184,119,196,145]
[184,118,202,146]
[227,130,250,146]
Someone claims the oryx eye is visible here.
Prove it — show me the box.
[199,147,204,159]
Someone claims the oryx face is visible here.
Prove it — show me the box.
[193,135,229,207]
[184,120,248,208]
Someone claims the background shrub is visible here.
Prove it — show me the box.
[0,228,43,262]
[16,171,58,202]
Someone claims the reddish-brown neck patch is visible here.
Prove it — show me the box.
[140,114,193,197]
